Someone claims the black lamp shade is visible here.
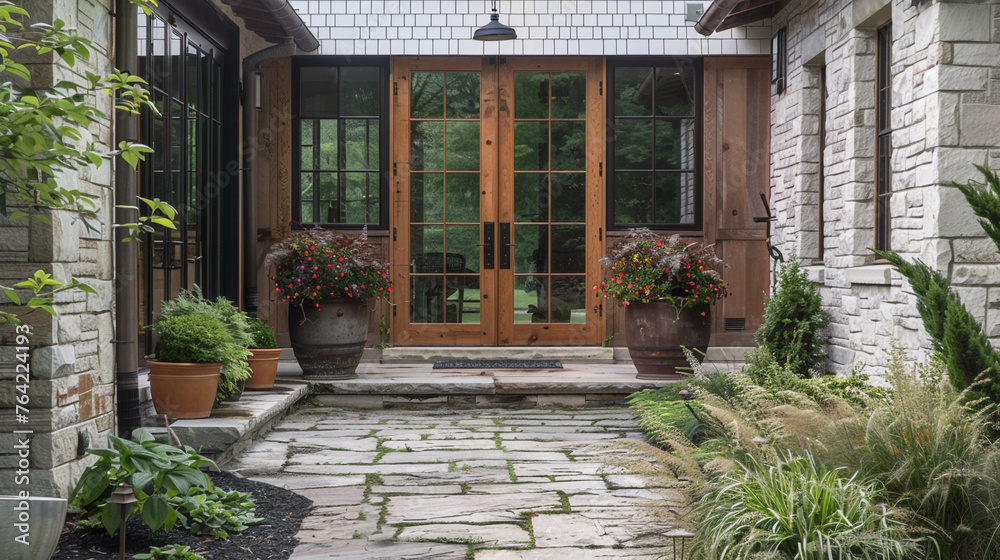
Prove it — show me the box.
[474,13,517,41]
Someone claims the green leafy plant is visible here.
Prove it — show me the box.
[247,317,277,349]
[1,269,96,323]
[873,249,1000,407]
[134,544,204,560]
[70,428,218,537]
[154,312,235,365]
[155,287,252,401]
[694,451,920,560]
[594,228,727,315]
[168,488,264,539]
[756,262,830,377]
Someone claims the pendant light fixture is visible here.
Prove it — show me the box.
[473,0,517,41]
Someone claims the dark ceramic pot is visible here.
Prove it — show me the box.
[624,302,711,380]
[288,299,368,379]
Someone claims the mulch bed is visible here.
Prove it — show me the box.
[52,471,313,560]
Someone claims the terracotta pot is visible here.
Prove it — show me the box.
[0,496,66,560]
[247,348,283,389]
[147,361,222,418]
[288,299,368,380]
[624,302,711,380]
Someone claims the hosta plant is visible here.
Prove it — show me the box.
[70,428,218,536]
[134,544,204,560]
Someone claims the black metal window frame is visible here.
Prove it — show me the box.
[875,23,892,252]
[138,1,239,313]
[606,57,704,232]
[292,56,390,229]
[816,64,827,264]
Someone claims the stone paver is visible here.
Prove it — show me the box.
[233,407,689,559]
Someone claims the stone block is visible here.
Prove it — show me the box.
[938,3,992,43]
[951,43,1000,67]
[313,394,385,409]
[931,183,986,238]
[961,104,1000,147]
[953,237,1000,263]
[29,345,77,380]
[535,394,587,408]
[952,263,1000,286]
[28,210,80,263]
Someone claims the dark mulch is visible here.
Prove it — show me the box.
[52,471,313,560]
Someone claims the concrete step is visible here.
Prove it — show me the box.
[381,346,615,363]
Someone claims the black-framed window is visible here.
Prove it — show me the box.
[293,58,389,228]
[817,65,827,264]
[875,23,892,251]
[607,59,701,230]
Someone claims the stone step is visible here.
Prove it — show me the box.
[380,346,615,363]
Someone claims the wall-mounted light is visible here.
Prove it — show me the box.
[254,67,263,110]
[473,0,517,41]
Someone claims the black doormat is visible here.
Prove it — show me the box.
[433,359,564,369]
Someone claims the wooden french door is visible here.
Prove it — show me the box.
[391,57,604,346]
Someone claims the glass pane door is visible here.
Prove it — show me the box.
[498,58,603,346]
[393,58,495,345]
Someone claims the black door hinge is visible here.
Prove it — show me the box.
[599,81,603,95]
[599,227,602,242]
[393,305,397,316]
[393,81,398,95]
[393,227,397,241]
[599,162,603,177]
[393,162,397,176]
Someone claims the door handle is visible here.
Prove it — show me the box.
[499,222,512,269]
[482,222,495,270]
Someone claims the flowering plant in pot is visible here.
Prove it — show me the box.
[246,317,281,389]
[265,227,391,379]
[594,228,728,379]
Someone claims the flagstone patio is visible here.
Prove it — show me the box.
[228,407,693,559]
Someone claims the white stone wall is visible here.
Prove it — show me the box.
[291,0,771,56]
[771,0,1000,378]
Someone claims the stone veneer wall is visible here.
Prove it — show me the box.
[771,0,1000,378]
[292,0,772,56]
[0,0,270,498]
[0,0,117,498]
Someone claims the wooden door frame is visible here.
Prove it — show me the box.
[390,57,497,345]
[496,56,605,346]
[390,56,606,347]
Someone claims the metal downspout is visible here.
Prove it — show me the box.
[113,0,140,438]
[242,41,303,316]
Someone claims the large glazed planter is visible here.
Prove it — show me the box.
[247,348,283,389]
[624,302,711,380]
[0,495,67,560]
[288,299,369,380]
[147,361,222,418]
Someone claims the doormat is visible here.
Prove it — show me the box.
[433,359,564,369]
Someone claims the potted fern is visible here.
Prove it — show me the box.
[151,288,252,414]
[148,310,232,418]
[246,318,281,389]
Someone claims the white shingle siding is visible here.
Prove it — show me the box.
[298,0,769,56]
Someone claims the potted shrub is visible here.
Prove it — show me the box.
[154,288,252,408]
[595,228,728,379]
[265,227,391,379]
[148,311,231,418]
[246,317,282,389]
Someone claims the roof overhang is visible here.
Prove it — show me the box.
[220,0,319,51]
[694,0,791,36]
